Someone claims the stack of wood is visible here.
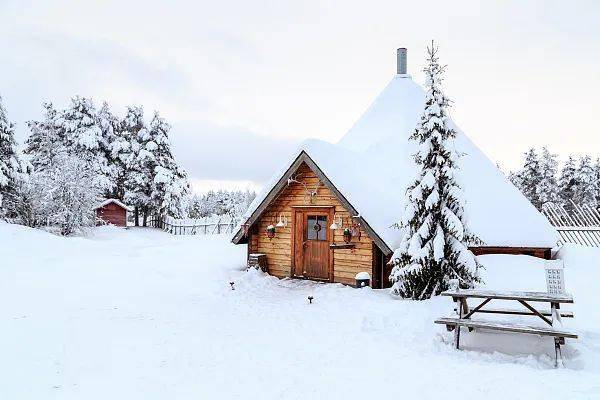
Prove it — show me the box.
[248,253,268,272]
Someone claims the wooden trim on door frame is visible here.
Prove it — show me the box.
[290,206,334,282]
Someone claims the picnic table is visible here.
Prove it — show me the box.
[435,289,578,367]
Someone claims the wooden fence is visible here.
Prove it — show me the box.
[149,215,240,236]
[542,201,600,247]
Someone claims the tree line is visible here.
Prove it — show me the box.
[508,147,600,211]
[0,94,189,234]
[188,190,256,220]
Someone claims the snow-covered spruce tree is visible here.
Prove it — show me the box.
[97,102,127,199]
[60,96,113,194]
[0,95,22,216]
[389,43,480,300]
[558,155,578,209]
[123,106,154,226]
[25,102,66,171]
[574,155,597,207]
[536,147,559,206]
[516,148,542,209]
[147,112,189,218]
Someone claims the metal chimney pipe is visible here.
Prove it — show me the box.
[397,48,407,75]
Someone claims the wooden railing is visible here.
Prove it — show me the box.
[542,202,600,247]
[149,215,240,236]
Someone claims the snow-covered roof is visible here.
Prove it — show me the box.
[235,74,559,252]
[94,198,133,212]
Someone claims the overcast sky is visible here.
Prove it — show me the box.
[1,0,599,193]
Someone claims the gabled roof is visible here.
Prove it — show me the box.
[94,198,133,212]
[231,150,392,254]
[233,74,560,252]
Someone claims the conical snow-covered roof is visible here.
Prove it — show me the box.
[238,71,559,252]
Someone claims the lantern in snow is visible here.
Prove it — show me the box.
[355,272,371,288]
[343,228,352,243]
[266,225,276,239]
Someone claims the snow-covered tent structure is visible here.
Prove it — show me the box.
[232,49,559,288]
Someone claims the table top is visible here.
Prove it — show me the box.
[441,289,574,303]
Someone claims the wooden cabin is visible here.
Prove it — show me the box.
[94,199,132,227]
[232,48,559,288]
[234,155,391,288]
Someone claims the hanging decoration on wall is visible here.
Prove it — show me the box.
[287,173,322,204]
[266,224,276,239]
[329,213,343,230]
[342,228,352,243]
[350,222,361,241]
[275,213,288,228]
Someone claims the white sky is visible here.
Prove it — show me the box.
[1,0,599,193]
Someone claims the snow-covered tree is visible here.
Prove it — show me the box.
[515,148,542,209]
[123,106,154,225]
[60,96,113,193]
[558,155,578,208]
[11,154,101,234]
[97,102,127,198]
[536,147,559,206]
[574,155,597,206]
[0,95,22,216]
[147,112,190,218]
[389,43,480,300]
[25,103,66,171]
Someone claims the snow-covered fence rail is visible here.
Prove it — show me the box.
[542,202,600,247]
[149,215,239,236]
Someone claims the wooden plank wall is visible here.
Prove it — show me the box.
[248,163,373,286]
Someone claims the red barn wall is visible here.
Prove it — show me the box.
[96,203,127,227]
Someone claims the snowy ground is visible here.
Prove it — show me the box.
[2,223,600,399]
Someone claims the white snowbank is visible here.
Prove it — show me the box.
[1,222,598,399]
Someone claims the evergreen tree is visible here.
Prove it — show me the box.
[536,147,559,206]
[558,155,578,209]
[389,43,479,300]
[516,148,542,209]
[25,102,66,171]
[0,95,22,215]
[574,155,597,206]
[60,96,112,193]
[97,102,126,199]
[123,106,153,226]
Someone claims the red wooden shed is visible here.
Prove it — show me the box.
[94,199,132,227]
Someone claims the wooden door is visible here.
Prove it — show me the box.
[293,208,332,281]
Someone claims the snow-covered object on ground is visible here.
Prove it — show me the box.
[1,223,599,399]
[355,271,371,280]
[242,73,559,250]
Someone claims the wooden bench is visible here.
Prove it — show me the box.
[435,317,578,339]
[437,289,577,367]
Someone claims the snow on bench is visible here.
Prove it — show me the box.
[434,317,578,339]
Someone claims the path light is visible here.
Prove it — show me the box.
[329,214,342,230]
[230,281,235,290]
[308,296,314,304]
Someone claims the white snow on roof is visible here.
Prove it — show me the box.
[243,74,559,249]
[94,198,133,212]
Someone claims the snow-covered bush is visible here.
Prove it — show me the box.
[389,43,480,300]
[0,95,23,217]
[11,155,101,235]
